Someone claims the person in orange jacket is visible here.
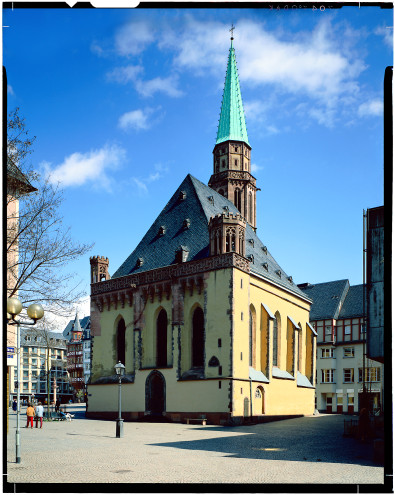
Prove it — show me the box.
[26,403,35,428]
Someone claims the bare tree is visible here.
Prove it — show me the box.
[7,108,93,316]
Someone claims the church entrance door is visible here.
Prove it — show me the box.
[146,371,166,415]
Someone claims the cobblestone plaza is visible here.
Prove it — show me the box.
[5,404,386,489]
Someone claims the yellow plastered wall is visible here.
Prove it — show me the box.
[204,269,232,378]
[91,307,134,381]
[232,269,315,417]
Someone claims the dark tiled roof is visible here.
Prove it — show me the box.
[339,284,364,319]
[7,158,37,194]
[63,315,90,341]
[298,279,350,320]
[20,327,67,347]
[113,174,309,300]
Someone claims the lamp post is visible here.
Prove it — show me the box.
[114,361,125,438]
[7,297,44,464]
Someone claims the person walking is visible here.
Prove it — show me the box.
[26,403,35,428]
[35,402,44,428]
[12,399,17,412]
[55,398,61,413]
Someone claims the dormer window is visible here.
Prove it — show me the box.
[248,239,254,247]
[247,254,254,263]
[137,257,144,267]
[276,270,282,278]
[175,246,189,263]
[288,276,293,284]
[158,225,166,236]
[262,262,268,271]
[178,191,187,202]
[208,196,214,205]
[183,219,191,230]
[262,246,268,254]
[223,206,229,212]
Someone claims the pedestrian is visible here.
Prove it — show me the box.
[12,399,17,412]
[26,403,35,428]
[55,398,61,413]
[35,401,44,428]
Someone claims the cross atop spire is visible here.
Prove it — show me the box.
[230,23,235,40]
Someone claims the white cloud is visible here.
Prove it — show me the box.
[130,162,169,195]
[375,25,393,49]
[43,145,125,190]
[107,65,144,83]
[358,99,383,117]
[159,17,367,127]
[115,21,155,56]
[135,75,183,98]
[7,85,14,95]
[118,107,157,131]
[108,65,182,98]
[251,163,264,174]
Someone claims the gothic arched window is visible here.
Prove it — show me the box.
[249,305,256,367]
[192,307,204,367]
[273,312,281,367]
[249,191,253,224]
[117,318,126,365]
[234,188,242,212]
[156,309,168,368]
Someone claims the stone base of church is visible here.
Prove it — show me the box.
[85,410,304,426]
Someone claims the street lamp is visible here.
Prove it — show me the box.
[7,297,44,464]
[114,361,125,438]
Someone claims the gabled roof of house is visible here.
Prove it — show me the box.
[216,40,250,146]
[112,174,309,301]
[298,279,350,321]
[339,284,364,319]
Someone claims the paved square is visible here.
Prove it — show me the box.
[6,405,385,485]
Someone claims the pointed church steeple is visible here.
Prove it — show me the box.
[209,29,258,231]
[216,38,250,147]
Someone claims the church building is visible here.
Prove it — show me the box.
[86,37,317,425]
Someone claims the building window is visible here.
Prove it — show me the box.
[117,318,126,365]
[325,325,332,336]
[156,309,168,368]
[321,369,335,383]
[321,348,334,358]
[344,326,351,335]
[343,347,354,358]
[343,368,354,383]
[192,307,204,367]
[234,189,242,212]
[359,367,381,383]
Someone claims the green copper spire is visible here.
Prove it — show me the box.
[216,39,250,146]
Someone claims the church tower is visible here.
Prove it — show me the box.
[208,32,258,231]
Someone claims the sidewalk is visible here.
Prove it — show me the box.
[5,407,385,486]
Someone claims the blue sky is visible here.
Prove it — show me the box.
[4,6,392,327]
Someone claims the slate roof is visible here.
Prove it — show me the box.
[216,40,250,146]
[298,279,350,321]
[20,327,67,347]
[63,315,90,342]
[339,284,364,319]
[113,174,310,301]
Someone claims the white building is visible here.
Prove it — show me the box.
[299,280,383,414]
[10,327,72,404]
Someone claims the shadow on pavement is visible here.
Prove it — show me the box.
[150,416,377,467]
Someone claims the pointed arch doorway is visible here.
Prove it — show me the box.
[145,370,166,416]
